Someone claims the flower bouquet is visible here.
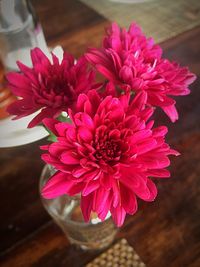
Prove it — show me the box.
[7,22,196,247]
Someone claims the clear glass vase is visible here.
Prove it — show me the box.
[0,0,48,71]
[39,165,118,250]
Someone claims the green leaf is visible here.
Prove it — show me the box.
[57,113,71,123]
[47,132,57,142]
[44,126,57,142]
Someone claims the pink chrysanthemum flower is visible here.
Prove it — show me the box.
[86,22,196,122]
[7,48,96,128]
[41,90,179,227]
[103,22,162,61]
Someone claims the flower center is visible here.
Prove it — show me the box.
[94,138,122,162]
[37,69,76,108]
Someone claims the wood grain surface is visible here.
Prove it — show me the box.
[0,0,199,266]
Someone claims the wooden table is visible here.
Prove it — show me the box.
[0,0,200,266]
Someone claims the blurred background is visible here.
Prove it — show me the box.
[0,1,199,267]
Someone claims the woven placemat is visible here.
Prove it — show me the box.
[86,239,146,267]
[80,0,200,43]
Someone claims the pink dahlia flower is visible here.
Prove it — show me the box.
[41,90,179,227]
[7,48,96,128]
[86,22,196,122]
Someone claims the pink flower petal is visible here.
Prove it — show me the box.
[145,179,157,201]
[146,169,170,178]
[42,171,74,199]
[97,194,113,221]
[43,118,58,135]
[152,126,168,137]
[60,151,79,165]
[111,205,126,227]
[96,64,117,81]
[81,194,93,222]
[31,47,50,65]
[100,173,113,190]
[7,100,37,119]
[162,104,179,122]
[72,167,88,178]
[6,72,30,90]
[49,142,68,157]
[28,108,58,128]
[120,184,138,215]
[77,126,93,143]
[136,138,157,155]
[67,182,84,196]
[129,91,147,112]
[93,187,111,213]
[82,180,100,196]
[55,122,73,137]
[81,113,94,130]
